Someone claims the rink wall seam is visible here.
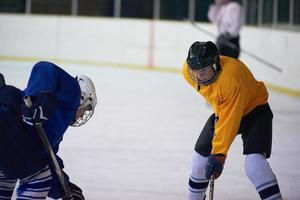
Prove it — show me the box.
[1,55,299,99]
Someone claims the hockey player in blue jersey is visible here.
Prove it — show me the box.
[0,61,97,199]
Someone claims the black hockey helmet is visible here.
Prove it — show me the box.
[186,41,220,85]
[187,41,219,70]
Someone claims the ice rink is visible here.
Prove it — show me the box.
[1,60,300,200]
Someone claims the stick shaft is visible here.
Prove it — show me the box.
[209,177,215,200]
[23,96,72,199]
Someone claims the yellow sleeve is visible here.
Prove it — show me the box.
[211,80,248,155]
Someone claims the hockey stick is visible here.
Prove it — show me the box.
[190,21,283,73]
[24,96,73,200]
[209,176,215,200]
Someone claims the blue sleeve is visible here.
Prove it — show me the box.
[24,61,59,97]
[24,61,80,110]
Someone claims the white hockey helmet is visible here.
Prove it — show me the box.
[71,74,97,127]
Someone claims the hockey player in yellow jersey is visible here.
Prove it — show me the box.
[184,41,283,200]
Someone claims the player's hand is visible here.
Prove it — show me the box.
[205,154,226,179]
[21,91,57,126]
[69,182,85,200]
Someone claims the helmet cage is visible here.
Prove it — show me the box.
[70,75,97,127]
[188,63,218,86]
[71,107,94,127]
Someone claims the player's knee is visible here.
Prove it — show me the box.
[0,172,17,199]
[188,152,209,199]
[245,154,282,199]
[245,154,263,181]
[18,166,52,199]
[189,152,209,188]
[244,154,275,184]
[191,151,208,177]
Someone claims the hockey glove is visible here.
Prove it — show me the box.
[21,91,57,126]
[69,182,85,200]
[205,154,226,180]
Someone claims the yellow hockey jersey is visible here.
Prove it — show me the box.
[183,56,268,155]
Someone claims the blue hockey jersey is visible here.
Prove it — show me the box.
[0,84,48,178]
[23,61,81,149]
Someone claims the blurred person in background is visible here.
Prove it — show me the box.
[208,0,243,59]
[0,61,97,199]
[183,41,282,200]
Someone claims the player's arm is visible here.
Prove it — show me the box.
[206,79,247,179]
[212,82,246,156]
[24,61,59,96]
[22,62,59,125]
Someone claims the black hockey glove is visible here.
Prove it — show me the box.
[68,182,85,200]
[205,154,226,180]
[21,91,57,126]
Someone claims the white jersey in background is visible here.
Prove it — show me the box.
[208,1,243,37]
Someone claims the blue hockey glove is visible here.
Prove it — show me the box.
[205,154,226,180]
[21,91,57,126]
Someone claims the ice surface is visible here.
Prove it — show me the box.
[1,61,299,200]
